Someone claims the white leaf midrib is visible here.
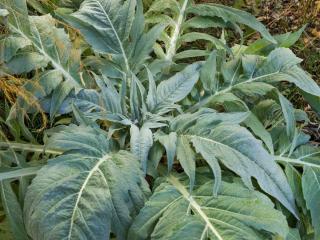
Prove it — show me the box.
[187,134,293,209]
[67,154,111,240]
[276,156,320,169]
[9,22,81,88]
[165,0,189,61]
[187,70,282,113]
[158,74,191,105]
[167,174,224,240]
[93,0,130,73]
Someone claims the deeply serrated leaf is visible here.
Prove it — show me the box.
[129,172,289,240]
[187,124,297,217]
[24,125,149,240]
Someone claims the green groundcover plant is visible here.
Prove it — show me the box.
[0,0,320,239]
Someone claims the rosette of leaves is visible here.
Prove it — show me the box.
[0,0,320,240]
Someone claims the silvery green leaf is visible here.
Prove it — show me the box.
[178,32,227,51]
[155,132,177,171]
[0,181,28,240]
[24,70,63,99]
[147,0,180,14]
[173,49,210,60]
[1,2,82,118]
[146,67,157,111]
[276,24,307,48]
[202,92,248,113]
[3,3,81,86]
[286,228,301,240]
[301,91,320,116]
[245,24,306,55]
[200,50,217,92]
[146,142,164,177]
[0,0,28,25]
[25,125,149,240]
[185,123,297,217]
[171,109,248,133]
[130,74,142,120]
[130,0,144,44]
[191,139,222,197]
[292,145,320,165]
[129,23,166,71]
[285,164,306,212]
[95,74,123,114]
[49,81,74,119]
[0,36,30,62]
[278,144,320,168]
[232,82,275,101]
[182,16,227,30]
[222,57,242,85]
[5,52,49,74]
[176,135,196,191]
[254,48,320,97]
[196,48,320,118]
[156,62,201,110]
[46,124,111,153]
[130,125,153,173]
[0,166,42,181]
[58,0,136,72]
[129,172,289,240]
[187,4,276,44]
[243,113,274,154]
[279,94,296,139]
[302,167,320,239]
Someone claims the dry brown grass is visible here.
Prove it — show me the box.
[0,75,47,132]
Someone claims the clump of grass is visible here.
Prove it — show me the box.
[0,75,47,132]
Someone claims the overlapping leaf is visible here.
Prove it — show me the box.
[57,0,164,74]
[1,0,81,87]
[146,0,276,63]
[1,0,83,119]
[169,109,297,216]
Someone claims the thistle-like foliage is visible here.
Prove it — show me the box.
[0,0,320,240]
[24,125,150,240]
[129,171,289,240]
[145,0,275,63]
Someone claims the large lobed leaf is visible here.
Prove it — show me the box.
[58,0,134,72]
[170,110,297,217]
[1,0,81,87]
[129,171,289,240]
[1,0,83,119]
[24,125,150,240]
[146,0,276,63]
[193,47,320,120]
[187,4,275,43]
